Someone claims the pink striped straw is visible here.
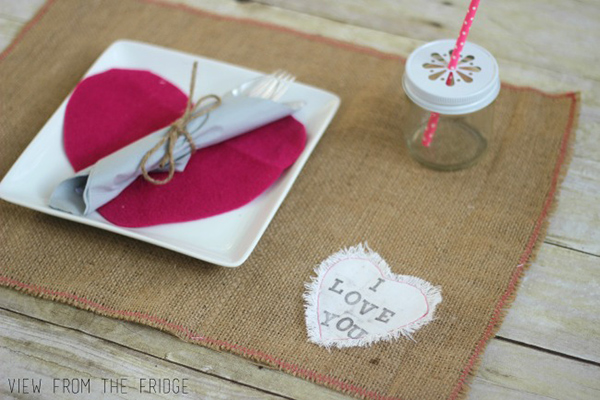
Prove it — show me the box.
[422,0,481,147]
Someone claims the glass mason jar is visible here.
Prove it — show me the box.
[402,39,500,170]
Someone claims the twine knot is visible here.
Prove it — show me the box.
[140,62,221,185]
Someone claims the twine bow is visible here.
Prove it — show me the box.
[140,62,221,185]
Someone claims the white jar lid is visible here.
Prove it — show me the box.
[403,39,500,115]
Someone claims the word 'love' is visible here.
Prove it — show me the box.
[304,244,442,348]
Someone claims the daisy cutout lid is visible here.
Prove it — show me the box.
[403,39,500,115]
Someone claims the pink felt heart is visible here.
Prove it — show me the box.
[64,69,189,171]
[63,68,306,227]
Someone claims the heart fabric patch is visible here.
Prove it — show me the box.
[64,69,189,172]
[63,69,306,227]
[304,244,442,348]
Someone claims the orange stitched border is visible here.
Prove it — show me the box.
[0,1,579,399]
[447,91,578,400]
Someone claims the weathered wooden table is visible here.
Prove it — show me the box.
[1,1,599,398]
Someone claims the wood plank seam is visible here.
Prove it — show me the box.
[5,300,598,380]
[0,306,294,400]
[543,241,600,259]
[494,337,600,369]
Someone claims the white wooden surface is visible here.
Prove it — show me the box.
[1,0,599,399]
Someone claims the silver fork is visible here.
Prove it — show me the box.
[257,70,295,101]
[223,70,296,101]
[192,70,301,119]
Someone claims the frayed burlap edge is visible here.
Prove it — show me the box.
[446,90,580,400]
[0,1,582,399]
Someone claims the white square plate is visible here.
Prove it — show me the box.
[0,40,340,267]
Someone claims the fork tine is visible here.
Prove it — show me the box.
[256,77,279,99]
[271,72,295,101]
[227,69,295,101]
[268,74,284,100]
[250,73,281,97]
[240,70,282,97]
[272,69,286,80]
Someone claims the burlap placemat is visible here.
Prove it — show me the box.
[0,1,579,399]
